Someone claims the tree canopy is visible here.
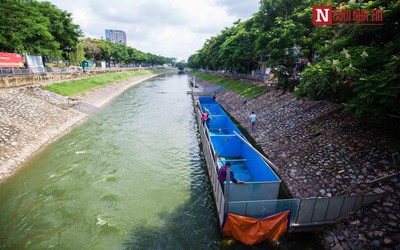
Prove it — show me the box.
[0,0,81,59]
[188,0,400,119]
[82,38,172,66]
[0,0,172,66]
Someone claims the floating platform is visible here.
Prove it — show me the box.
[190,79,388,233]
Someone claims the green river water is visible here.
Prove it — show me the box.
[0,74,220,249]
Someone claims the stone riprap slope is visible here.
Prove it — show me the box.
[0,86,86,181]
[207,79,400,249]
[0,73,159,183]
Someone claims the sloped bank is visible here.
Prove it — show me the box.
[0,73,162,184]
[195,76,400,249]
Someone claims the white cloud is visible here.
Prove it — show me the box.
[213,0,259,19]
[43,0,259,61]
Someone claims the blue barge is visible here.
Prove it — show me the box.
[201,97,281,202]
[191,80,387,232]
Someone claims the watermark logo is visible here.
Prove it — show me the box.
[313,6,332,25]
[313,6,383,26]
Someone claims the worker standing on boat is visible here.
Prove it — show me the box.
[250,111,256,132]
[218,162,244,187]
[202,110,208,125]
[203,108,212,126]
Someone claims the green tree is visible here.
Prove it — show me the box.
[70,41,85,65]
[0,0,58,54]
[83,38,102,61]
[297,0,400,118]
[190,0,399,119]
[0,0,82,65]
[32,1,82,61]
[111,43,129,65]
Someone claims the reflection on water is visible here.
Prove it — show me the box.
[0,74,220,249]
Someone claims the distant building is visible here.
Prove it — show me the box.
[105,29,127,45]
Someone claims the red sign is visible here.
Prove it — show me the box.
[313,6,332,25]
[0,52,24,68]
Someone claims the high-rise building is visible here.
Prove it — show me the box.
[105,29,127,45]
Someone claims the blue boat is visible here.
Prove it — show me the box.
[190,79,387,235]
[200,97,281,202]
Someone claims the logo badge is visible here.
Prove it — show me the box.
[313,6,332,25]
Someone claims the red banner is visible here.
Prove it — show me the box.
[0,52,24,68]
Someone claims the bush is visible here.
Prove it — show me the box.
[295,48,361,101]
[296,44,400,119]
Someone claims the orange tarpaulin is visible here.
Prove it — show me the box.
[222,210,291,245]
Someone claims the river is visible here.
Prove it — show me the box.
[0,73,220,249]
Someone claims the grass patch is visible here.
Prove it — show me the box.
[192,71,267,98]
[310,124,321,133]
[44,69,162,96]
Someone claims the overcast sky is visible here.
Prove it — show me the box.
[43,0,260,61]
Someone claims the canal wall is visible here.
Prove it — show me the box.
[194,76,400,249]
[0,73,161,183]
[0,72,78,88]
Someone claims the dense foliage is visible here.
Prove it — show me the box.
[188,0,400,119]
[0,0,172,66]
[0,0,81,59]
[82,38,172,66]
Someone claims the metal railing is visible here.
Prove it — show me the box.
[0,68,32,75]
[228,193,388,230]
[190,77,225,226]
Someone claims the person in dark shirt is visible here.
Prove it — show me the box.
[218,162,245,187]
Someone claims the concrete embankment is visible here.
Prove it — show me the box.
[195,76,400,249]
[0,73,160,183]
